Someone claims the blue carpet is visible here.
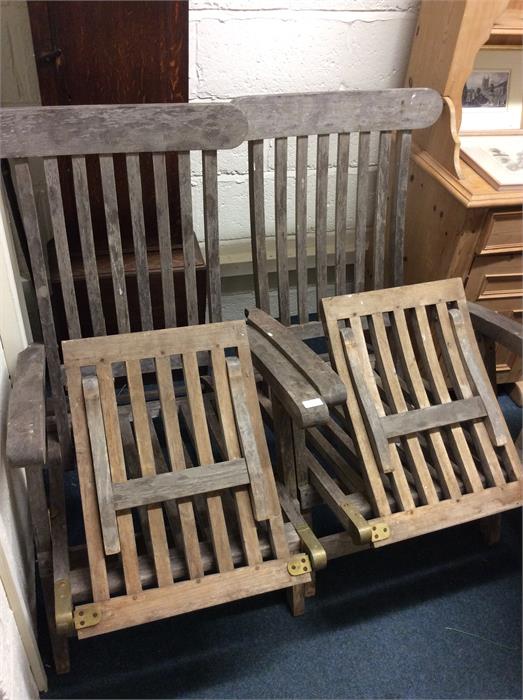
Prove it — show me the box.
[40,397,522,699]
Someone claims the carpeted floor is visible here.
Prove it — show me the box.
[40,395,522,700]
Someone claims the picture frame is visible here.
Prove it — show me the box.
[460,47,522,132]
[460,134,523,190]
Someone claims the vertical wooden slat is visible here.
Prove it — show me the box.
[369,312,439,505]
[43,157,81,339]
[315,133,329,308]
[126,359,173,586]
[178,151,198,326]
[354,131,370,293]
[211,348,262,566]
[412,306,484,493]
[435,303,506,488]
[274,137,290,325]
[295,135,308,323]
[183,352,234,572]
[373,132,392,290]
[202,150,222,323]
[391,309,462,500]
[65,366,109,600]
[248,140,270,312]
[71,156,106,336]
[99,155,130,333]
[155,355,204,579]
[96,364,142,594]
[391,130,412,286]
[334,133,350,295]
[346,317,414,513]
[126,154,153,331]
[14,162,72,463]
[152,153,177,328]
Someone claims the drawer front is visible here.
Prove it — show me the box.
[479,210,523,255]
[466,253,522,383]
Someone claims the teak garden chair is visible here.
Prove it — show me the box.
[317,278,522,549]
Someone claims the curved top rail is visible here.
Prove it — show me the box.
[0,103,248,158]
[234,88,442,139]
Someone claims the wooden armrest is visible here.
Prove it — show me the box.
[6,343,47,467]
[247,326,330,429]
[468,302,523,357]
[245,308,346,405]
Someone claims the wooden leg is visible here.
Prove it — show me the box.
[26,468,70,674]
[286,582,306,616]
[272,395,297,497]
[479,513,502,546]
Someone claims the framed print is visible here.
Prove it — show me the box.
[460,134,523,190]
[460,47,522,132]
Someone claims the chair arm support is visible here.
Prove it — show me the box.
[468,302,522,357]
[245,307,347,406]
[6,343,47,467]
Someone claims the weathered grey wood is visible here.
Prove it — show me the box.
[152,153,176,328]
[274,137,290,325]
[354,131,370,293]
[373,131,392,290]
[202,150,222,323]
[0,103,248,158]
[468,302,523,356]
[450,307,509,447]
[226,357,271,521]
[126,154,153,331]
[82,376,120,556]
[381,396,487,438]
[72,156,106,336]
[99,155,130,333]
[391,130,412,286]
[246,308,346,406]
[248,140,270,312]
[295,135,308,323]
[341,327,392,473]
[178,151,198,326]
[14,162,72,464]
[43,157,81,339]
[112,459,249,510]
[315,133,329,307]
[334,133,350,295]
[234,89,442,139]
[6,344,46,467]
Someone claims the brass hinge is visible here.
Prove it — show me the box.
[287,553,311,576]
[54,578,74,636]
[74,604,102,631]
[295,524,327,570]
[370,522,390,544]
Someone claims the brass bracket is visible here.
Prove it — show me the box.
[295,524,327,570]
[370,522,390,544]
[54,578,74,637]
[287,553,311,576]
[74,604,102,631]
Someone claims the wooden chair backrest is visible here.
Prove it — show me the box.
[233,89,442,332]
[0,103,247,460]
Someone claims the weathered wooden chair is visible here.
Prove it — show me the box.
[313,278,522,550]
[1,102,318,673]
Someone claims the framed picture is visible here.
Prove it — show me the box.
[460,134,523,190]
[460,47,522,131]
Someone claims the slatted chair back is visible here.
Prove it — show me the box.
[0,104,248,462]
[321,278,521,524]
[233,88,442,332]
[62,319,309,636]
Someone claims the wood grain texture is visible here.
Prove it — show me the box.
[202,150,222,322]
[354,132,370,293]
[248,140,270,312]
[234,89,442,139]
[334,133,350,295]
[315,133,329,306]
[0,103,248,157]
[295,135,308,323]
[274,137,290,325]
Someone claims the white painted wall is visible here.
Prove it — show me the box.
[188,0,420,316]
